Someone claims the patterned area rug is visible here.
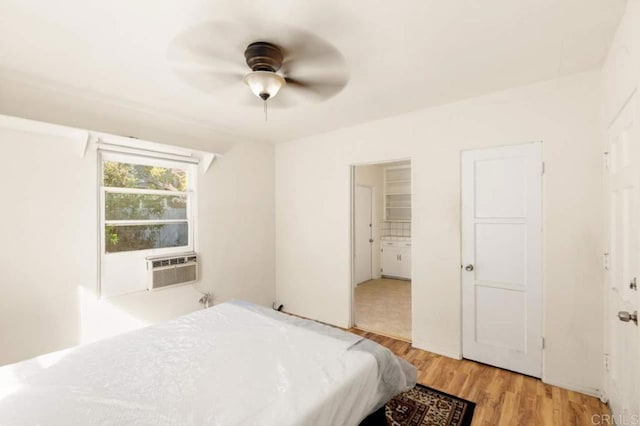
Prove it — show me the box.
[385,384,475,426]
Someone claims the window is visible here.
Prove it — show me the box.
[100,154,195,255]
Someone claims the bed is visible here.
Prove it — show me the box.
[0,300,416,425]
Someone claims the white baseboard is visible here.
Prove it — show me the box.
[542,377,602,399]
[412,339,462,360]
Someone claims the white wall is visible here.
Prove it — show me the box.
[275,70,604,395]
[603,0,640,124]
[0,121,275,366]
[355,164,384,280]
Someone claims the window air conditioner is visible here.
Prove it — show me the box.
[146,253,198,290]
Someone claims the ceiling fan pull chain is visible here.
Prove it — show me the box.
[264,99,268,121]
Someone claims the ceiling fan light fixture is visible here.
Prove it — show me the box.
[243,71,285,100]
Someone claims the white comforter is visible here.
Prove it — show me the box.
[0,301,415,426]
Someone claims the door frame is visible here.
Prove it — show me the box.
[349,158,413,332]
[354,184,373,286]
[459,141,544,377]
[602,90,639,408]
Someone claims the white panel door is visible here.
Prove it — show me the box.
[462,142,542,377]
[605,93,640,419]
[355,185,373,285]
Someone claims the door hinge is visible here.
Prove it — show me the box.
[604,152,610,170]
[542,337,545,349]
[604,353,610,372]
[604,252,610,270]
[541,162,545,175]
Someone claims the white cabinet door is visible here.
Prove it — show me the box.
[461,142,542,378]
[382,245,401,277]
[382,243,411,279]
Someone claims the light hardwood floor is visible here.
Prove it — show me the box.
[349,329,610,426]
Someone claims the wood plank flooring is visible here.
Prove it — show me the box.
[349,329,609,425]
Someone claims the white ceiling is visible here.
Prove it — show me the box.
[0,0,627,148]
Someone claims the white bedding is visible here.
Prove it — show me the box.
[0,301,415,426]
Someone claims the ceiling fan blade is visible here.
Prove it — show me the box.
[285,46,334,64]
[268,90,299,109]
[171,63,238,73]
[168,44,240,72]
[282,52,345,75]
[285,77,347,100]
[168,21,248,73]
[238,90,262,107]
[174,70,244,94]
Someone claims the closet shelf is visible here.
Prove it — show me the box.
[384,164,411,221]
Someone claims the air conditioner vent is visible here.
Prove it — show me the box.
[146,253,197,290]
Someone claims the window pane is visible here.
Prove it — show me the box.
[105,223,188,253]
[105,193,187,220]
[103,161,187,191]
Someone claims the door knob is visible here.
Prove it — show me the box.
[465,264,474,271]
[618,310,638,325]
[369,239,374,243]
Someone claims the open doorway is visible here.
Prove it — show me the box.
[351,160,412,341]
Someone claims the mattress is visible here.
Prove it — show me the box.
[0,300,416,425]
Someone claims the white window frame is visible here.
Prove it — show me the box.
[99,151,197,258]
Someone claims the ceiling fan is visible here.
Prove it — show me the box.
[242,41,288,101]
[167,21,349,117]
